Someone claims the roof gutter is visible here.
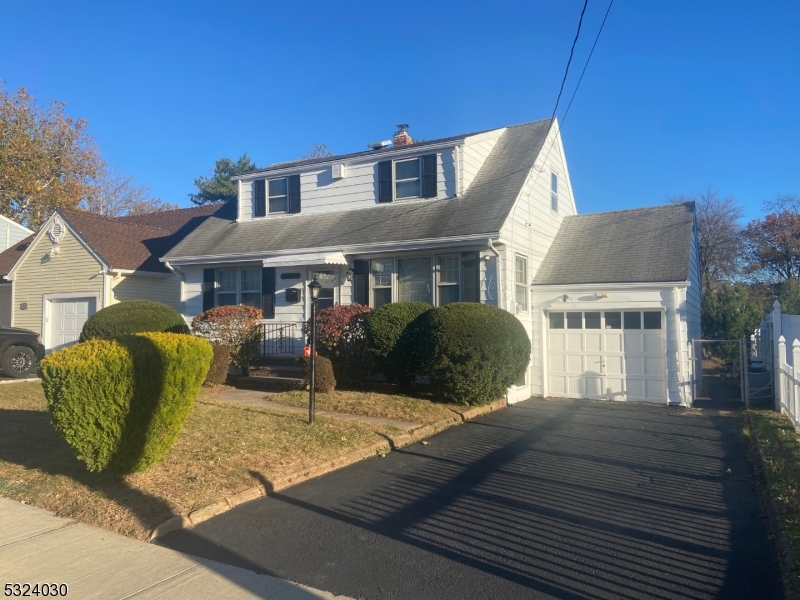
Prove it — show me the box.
[161,232,501,266]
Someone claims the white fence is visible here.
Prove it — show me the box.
[758,300,800,428]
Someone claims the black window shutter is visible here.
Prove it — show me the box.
[421,154,438,198]
[288,175,301,214]
[461,252,480,303]
[254,180,266,217]
[261,267,276,319]
[353,260,369,305]
[377,161,393,203]
[203,268,215,311]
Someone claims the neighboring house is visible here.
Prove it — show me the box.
[0,215,34,326]
[0,205,219,351]
[161,119,701,406]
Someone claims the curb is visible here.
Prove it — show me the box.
[744,411,800,600]
[0,377,41,385]
[149,396,507,541]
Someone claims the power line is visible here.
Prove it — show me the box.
[550,0,590,122]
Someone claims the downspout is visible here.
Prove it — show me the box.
[487,239,502,310]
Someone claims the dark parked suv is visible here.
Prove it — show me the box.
[0,327,46,378]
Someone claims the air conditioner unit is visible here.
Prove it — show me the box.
[332,163,346,179]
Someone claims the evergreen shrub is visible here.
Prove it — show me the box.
[80,300,189,342]
[416,303,530,406]
[302,355,337,393]
[365,302,431,383]
[40,332,212,474]
[204,344,231,386]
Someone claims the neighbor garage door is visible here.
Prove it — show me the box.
[547,310,667,402]
[48,297,96,351]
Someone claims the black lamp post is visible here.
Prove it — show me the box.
[308,278,322,424]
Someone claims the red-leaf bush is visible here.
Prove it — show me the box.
[307,304,374,384]
[192,306,262,374]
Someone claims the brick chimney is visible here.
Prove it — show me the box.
[393,124,413,147]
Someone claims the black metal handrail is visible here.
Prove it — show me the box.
[259,323,298,355]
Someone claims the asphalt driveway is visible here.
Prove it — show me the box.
[158,398,780,600]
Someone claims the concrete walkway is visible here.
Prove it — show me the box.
[0,498,352,599]
[208,388,422,431]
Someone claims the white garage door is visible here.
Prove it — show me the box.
[48,297,96,351]
[547,310,667,402]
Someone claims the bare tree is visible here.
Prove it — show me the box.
[669,187,744,290]
[81,167,178,217]
[300,143,333,160]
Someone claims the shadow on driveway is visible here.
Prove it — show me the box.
[158,398,781,600]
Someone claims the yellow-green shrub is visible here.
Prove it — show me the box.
[40,332,212,474]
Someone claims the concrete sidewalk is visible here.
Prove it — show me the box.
[0,498,351,599]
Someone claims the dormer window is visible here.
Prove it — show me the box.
[395,159,421,199]
[269,178,288,213]
[253,175,302,217]
[378,154,438,203]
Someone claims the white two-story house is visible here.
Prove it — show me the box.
[162,119,701,406]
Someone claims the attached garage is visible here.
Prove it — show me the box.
[530,203,701,406]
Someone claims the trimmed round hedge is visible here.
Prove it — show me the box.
[80,300,189,342]
[40,332,212,474]
[365,301,431,384]
[417,303,530,406]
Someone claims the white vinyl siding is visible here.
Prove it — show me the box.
[111,274,181,312]
[237,147,458,220]
[460,130,505,194]
[0,216,32,251]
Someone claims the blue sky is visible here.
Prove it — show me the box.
[1,1,798,222]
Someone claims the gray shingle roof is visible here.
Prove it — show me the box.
[532,202,696,285]
[164,119,552,261]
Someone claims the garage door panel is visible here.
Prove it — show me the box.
[645,356,665,377]
[605,356,624,375]
[585,334,601,351]
[550,376,567,394]
[645,380,664,401]
[568,377,585,396]
[605,376,624,397]
[626,379,645,399]
[643,333,664,354]
[567,355,583,374]
[624,334,643,353]
[605,334,623,352]
[549,334,565,352]
[567,334,583,352]
[550,354,566,372]
[585,376,602,397]
[625,356,644,376]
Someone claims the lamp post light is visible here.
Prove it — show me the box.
[308,278,322,424]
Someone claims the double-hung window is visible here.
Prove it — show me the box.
[216,269,238,306]
[269,178,288,214]
[550,173,559,213]
[515,255,528,312]
[215,268,262,308]
[370,259,393,308]
[437,255,460,305]
[395,159,421,199]
[240,268,262,308]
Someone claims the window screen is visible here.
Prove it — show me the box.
[624,312,641,329]
[643,311,662,329]
[567,312,582,329]
[584,312,601,329]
